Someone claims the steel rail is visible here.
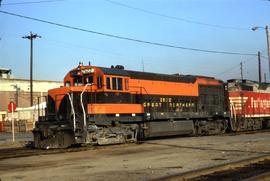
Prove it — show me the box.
[150,154,270,181]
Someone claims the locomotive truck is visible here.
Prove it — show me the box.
[33,63,270,149]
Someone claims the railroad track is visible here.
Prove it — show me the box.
[151,155,270,181]
[243,171,270,181]
[0,142,136,160]
[224,128,270,136]
[0,129,269,161]
[0,144,94,161]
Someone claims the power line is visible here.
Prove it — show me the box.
[0,10,257,56]
[216,49,268,77]
[103,0,249,31]
[217,55,258,77]
[1,33,138,61]
[1,0,66,5]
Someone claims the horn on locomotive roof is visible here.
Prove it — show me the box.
[115,65,124,70]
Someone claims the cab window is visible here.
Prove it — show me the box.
[97,76,102,89]
[65,81,71,87]
[117,78,123,90]
[106,77,111,89]
[74,77,82,86]
[84,76,93,85]
[112,77,117,90]
[112,77,123,90]
[125,79,129,90]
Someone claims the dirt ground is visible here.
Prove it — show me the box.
[0,132,32,149]
[0,132,270,181]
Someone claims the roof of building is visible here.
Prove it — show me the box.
[0,68,11,74]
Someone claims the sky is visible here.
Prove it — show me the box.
[0,0,269,82]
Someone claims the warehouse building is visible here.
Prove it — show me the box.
[0,68,62,131]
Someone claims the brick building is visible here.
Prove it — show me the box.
[0,68,62,119]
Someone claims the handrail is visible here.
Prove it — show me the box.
[67,93,76,131]
[129,85,153,103]
[129,85,150,96]
[129,85,154,117]
[80,83,92,129]
[230,102,237,131]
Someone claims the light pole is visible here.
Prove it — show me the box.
[252,25,270,82]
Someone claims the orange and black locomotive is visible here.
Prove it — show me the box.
[33,63,229,148]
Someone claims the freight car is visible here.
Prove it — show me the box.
[33,63,229,149]
[227,79,270,131]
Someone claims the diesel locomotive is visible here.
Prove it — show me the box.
[33,63,270,149]
[228,79,270,131]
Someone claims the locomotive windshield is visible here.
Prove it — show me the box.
[74,76,83,86]
[69,69,94,87]
[72,76,94,86]
[84,76,93,84]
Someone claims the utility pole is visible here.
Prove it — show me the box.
[240,62,243,80]
[240,62,244,120]
[266,26,270,83]
[23,32,41,107]
[258,51,262,83]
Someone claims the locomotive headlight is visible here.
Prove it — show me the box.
[146,113,151,121]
